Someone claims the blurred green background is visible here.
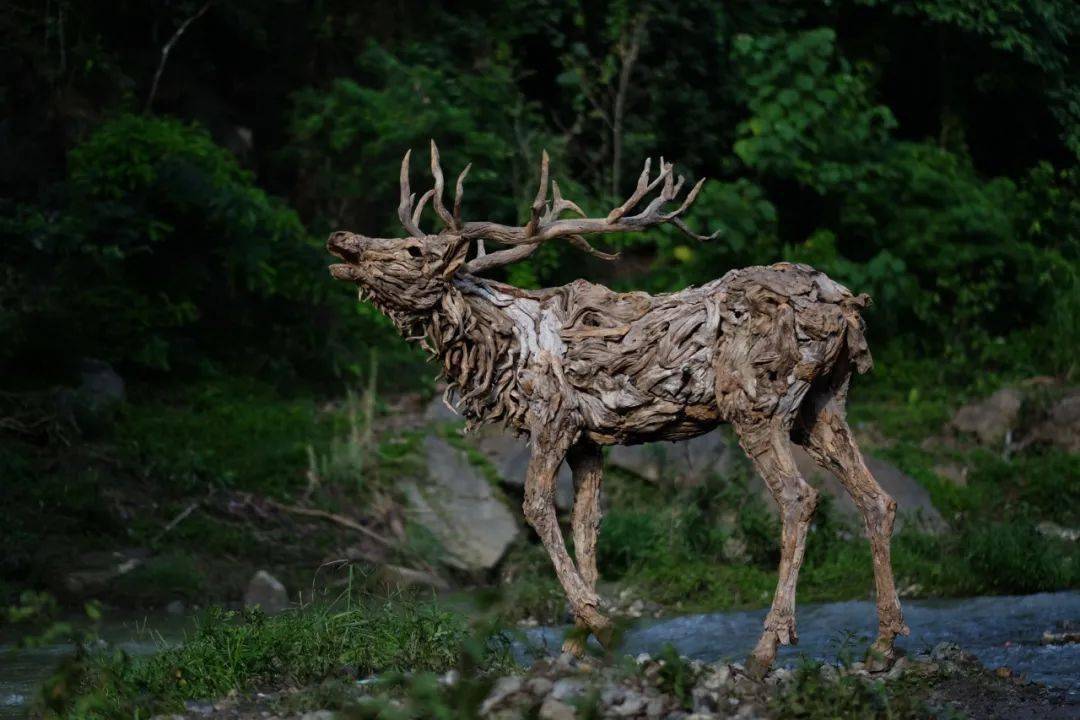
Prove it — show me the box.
[1,0,1077,617]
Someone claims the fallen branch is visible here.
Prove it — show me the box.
[264,498,394,547]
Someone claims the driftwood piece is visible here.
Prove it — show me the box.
[326,144,908,674]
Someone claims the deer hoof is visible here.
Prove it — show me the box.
[744,651,773,680]
[865,639,902,673]
[561,633,588,658]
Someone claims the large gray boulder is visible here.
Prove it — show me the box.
[607,431,735,486]
[950,387,1023,448]
[405,435,520,571]
[1022,388,1080,453]
[469,427,575,510]
[789,446,947,534]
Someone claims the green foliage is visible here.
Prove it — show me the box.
[50,601,493,718]
[116,377,338,495]
[656,644,699,710]
[963,521,1072,594]
[733,28,897,192]
[288,44,549,235]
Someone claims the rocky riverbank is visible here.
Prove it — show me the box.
[149,643,1075,720]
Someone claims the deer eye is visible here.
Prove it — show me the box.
[406,246,422,258]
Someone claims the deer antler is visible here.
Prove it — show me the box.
[462,153,718,275]
[398,142,469,237]
[396,142,716,274]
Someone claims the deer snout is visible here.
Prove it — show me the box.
[327,231,366,264]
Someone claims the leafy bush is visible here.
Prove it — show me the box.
[963,521,1071,594]
[1,114,410,383]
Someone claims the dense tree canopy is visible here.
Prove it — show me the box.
[2,0,1076,388]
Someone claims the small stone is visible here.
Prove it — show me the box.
[705,663,732,688]
[441,669,460,686]
[538,696,576,720]
[768,667,793,685]
[527,677,554,697]
[550,678,587,702]
[480,676,523,715]
[930,642,966,664]
[600,686,626,706]
[645,697,666,718]
[691,685,719,713]
[996,666,1013,679]
[299,712,335,720]
[165,600,185,615]
[553,651,578,673]
[613,690,646,717]
[884,656,909,681]
[636,652,653,665]
[243,570,289,614]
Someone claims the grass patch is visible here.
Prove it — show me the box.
[115,377,339,496]
[48,599,512,718]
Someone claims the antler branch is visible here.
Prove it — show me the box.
[462,152,717,274]
[395,143,716,274]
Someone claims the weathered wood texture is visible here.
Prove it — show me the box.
[327,144,908,674]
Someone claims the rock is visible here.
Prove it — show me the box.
[78,358,125,405]
[538,696,576,720]
[526,677,554,697]
[470,425,574,511]
[1023,389,1080,453]
[165,600,186,615]
[612,689,646,716]
[299,712,335,720]
[480,676,523,715]
[403,435,520,570]
[607,430,734,487]
[645,697,666,718]
[61,549,146,597]
[930,642,970,668]
[818,664,839,683]
[1041,630,1080,645]
[56,358,126,437]
[243,570,288,614]
[378,564,450,591]
[550,678,587,702]
[789,446,947,533]
[950,387,1023,448]
[933,462,968,487]
[1036,521,1079,542]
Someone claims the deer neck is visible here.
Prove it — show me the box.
[413,276,551,431]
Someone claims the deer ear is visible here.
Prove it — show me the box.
[440,235,470,278]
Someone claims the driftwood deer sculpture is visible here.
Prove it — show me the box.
[327,143,909,674]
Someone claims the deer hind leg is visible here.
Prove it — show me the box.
[794,382,910,670]
[522,429,612,653]
[734,418,819,677]
[562,438,605,656]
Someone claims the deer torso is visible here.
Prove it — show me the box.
[430,261,871,446]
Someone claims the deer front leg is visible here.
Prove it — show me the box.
[563,438,605,656]
[735,419,819,678]
[523,431,612,654]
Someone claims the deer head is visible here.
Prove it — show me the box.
[328,141,718,312]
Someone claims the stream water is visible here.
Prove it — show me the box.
[520,591,1080,695]
[2,592,1077,718]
